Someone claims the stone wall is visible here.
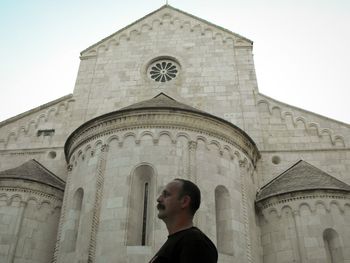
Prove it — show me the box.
[70,7,262,146]
[56,105,259,263]
[257,94,350,186]
[0,180,62,263]
[257,191,350,263]
[0,95,74,179]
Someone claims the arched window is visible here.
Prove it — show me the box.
[323,228,344,263]
[64,188,83,252]
[127,165,155,246]
[215,185,234,255]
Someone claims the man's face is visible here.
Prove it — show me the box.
[156,180,183,220]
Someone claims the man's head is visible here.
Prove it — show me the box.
[174,179,201,216]
[157,179,201,221]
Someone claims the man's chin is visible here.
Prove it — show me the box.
[157,210,165,219]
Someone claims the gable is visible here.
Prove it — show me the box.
[0,159,65,190]
[256,160,350,201]
[80,5,252,57]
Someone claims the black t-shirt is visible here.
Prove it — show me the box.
[149,227,218,263]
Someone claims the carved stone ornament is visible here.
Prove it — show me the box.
[65,107,260,166]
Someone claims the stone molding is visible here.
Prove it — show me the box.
[0,98,75,149]
[53,164,73,263]
[81,6,251,58]
[65,110,259,169]
[239,166,252,263]
[88,144,108,263]
[0,186,62,209]
[256,190,350,221]
[8,150,46,156]
[257,98,347,147]
[68,130,255,174]
[188,141,197,182]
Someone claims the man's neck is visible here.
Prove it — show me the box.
[166,219,193,235]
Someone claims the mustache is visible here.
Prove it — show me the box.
[157,204,165,210]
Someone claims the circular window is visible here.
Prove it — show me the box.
[48,151,57,159]
[148,60,178,82]
[272,155,281,165]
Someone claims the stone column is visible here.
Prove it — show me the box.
[52,164,73,263]
[188,141,197,183]
[88,144,108,263]
[7,201,26,263]
[239,161,252,263]
[292,210,306,263]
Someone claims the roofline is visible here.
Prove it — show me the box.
[31,159,65,186]
[65,99,260,162]
[0,94,73,128]
[258,92,350,127]
[259,160,350,192]
[0,159,65,191]
[81,4,252,55]
[256,159,350,202]
[256,188,350,203]
[258,160,303,192]
[0,176,65,191]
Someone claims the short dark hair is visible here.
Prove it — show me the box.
[174,178,201,216]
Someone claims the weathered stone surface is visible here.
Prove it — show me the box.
[0,4,350,263]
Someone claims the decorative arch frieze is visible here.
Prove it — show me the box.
[258,193,350,222]
[80,8,251,58]
[257,98,347,147]
[69,128,255,175]
[0,188,62,211]
[0,98,75,149]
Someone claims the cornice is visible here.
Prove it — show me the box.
[256,189,350,211]
[0,186,63,207]
[81,5,252,57]
[65,110,260,166]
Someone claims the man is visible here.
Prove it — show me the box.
[149,179,218,263]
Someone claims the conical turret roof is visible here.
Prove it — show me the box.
[0,159,65,190]
[256,160,350,202]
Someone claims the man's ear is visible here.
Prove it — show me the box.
[181,195,191,209]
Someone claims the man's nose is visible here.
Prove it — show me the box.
[157,195,162,202]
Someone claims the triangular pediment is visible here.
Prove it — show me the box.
[256,160,350,201]
[81,5,252,57]
[0,159,65,190]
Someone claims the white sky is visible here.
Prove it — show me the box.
[1,0,349,124]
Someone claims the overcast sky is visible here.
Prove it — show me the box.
[1,0,349,124]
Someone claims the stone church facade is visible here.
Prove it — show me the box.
[0,5,349,263]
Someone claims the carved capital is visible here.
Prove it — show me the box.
[101,144,109,152]
[67,164,73,172]
[292,210,300,217]
[188,141,197,151]
[239,160,246,167]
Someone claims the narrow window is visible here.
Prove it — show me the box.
[64,188,83,252]
[127,165,155,246]
[215,185,234,255]
[142,183,149,246]
[323,228,344,263]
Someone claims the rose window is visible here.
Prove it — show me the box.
[148,60,178,82]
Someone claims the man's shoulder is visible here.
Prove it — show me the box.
[178,227,218,262]
[180,227,216,248]
[181,227,210,239]
[152,227,218,263]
